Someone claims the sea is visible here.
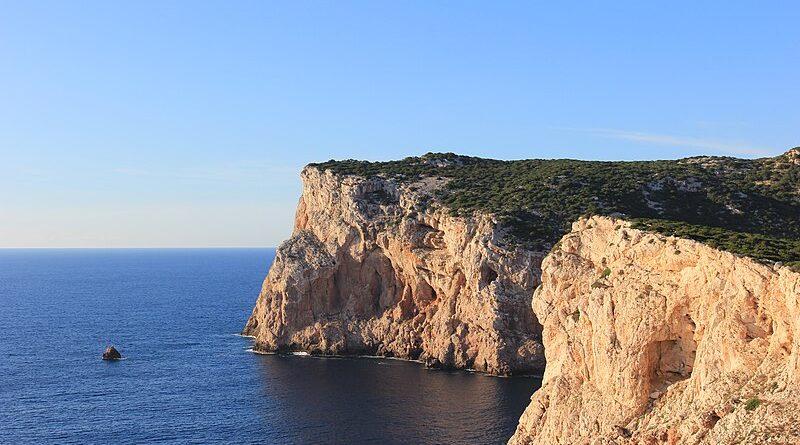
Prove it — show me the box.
[0,248,541,444]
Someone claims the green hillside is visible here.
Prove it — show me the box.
[310,149,800,268]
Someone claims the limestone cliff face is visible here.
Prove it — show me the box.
[243,166,545,375]
[510,216,800,444]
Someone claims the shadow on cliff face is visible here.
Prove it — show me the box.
[253,353,542,444]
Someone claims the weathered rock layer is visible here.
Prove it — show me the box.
[243,167,545,375]
[510,216,800,444]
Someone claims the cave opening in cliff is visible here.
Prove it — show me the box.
[648,313,698,393]
[480,264,499,287]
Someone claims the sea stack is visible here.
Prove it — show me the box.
[102,346,122,360]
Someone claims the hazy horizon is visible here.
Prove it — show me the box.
[3,1,798,248]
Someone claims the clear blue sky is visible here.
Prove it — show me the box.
[2,1,798,247]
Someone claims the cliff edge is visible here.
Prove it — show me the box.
[510,216,800,444]
[243,166,546,375]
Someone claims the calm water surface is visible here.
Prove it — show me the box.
[0,249,541,444]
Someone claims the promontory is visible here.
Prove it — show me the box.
[244,149,800,443]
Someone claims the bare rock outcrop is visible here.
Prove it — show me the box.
[102,345,122,361]
[784,147,800,165]
[243,167,546,375]
[510,216,800,444]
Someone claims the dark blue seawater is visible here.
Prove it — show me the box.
[0,249,541,444]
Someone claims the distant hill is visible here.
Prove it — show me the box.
[310,148,800,268]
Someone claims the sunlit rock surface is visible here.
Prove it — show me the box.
[510,217,800,444]
[243,167,545,375]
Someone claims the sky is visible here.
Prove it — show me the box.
[1,1,798,248]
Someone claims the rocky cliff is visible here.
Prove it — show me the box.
[243,151,800,441]
[243,166,546,375]
[510,216,800,444]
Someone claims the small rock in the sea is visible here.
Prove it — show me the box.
[102,345,122,360]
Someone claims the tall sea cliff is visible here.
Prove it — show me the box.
[244,149,800,443]
[243,166,546,375]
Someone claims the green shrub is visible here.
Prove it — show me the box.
[744,398,761,411]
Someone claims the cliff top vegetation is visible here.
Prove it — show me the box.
[309,149,800,268]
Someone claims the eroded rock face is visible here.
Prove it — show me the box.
[510,216,800,444]
[243,167,546,375]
